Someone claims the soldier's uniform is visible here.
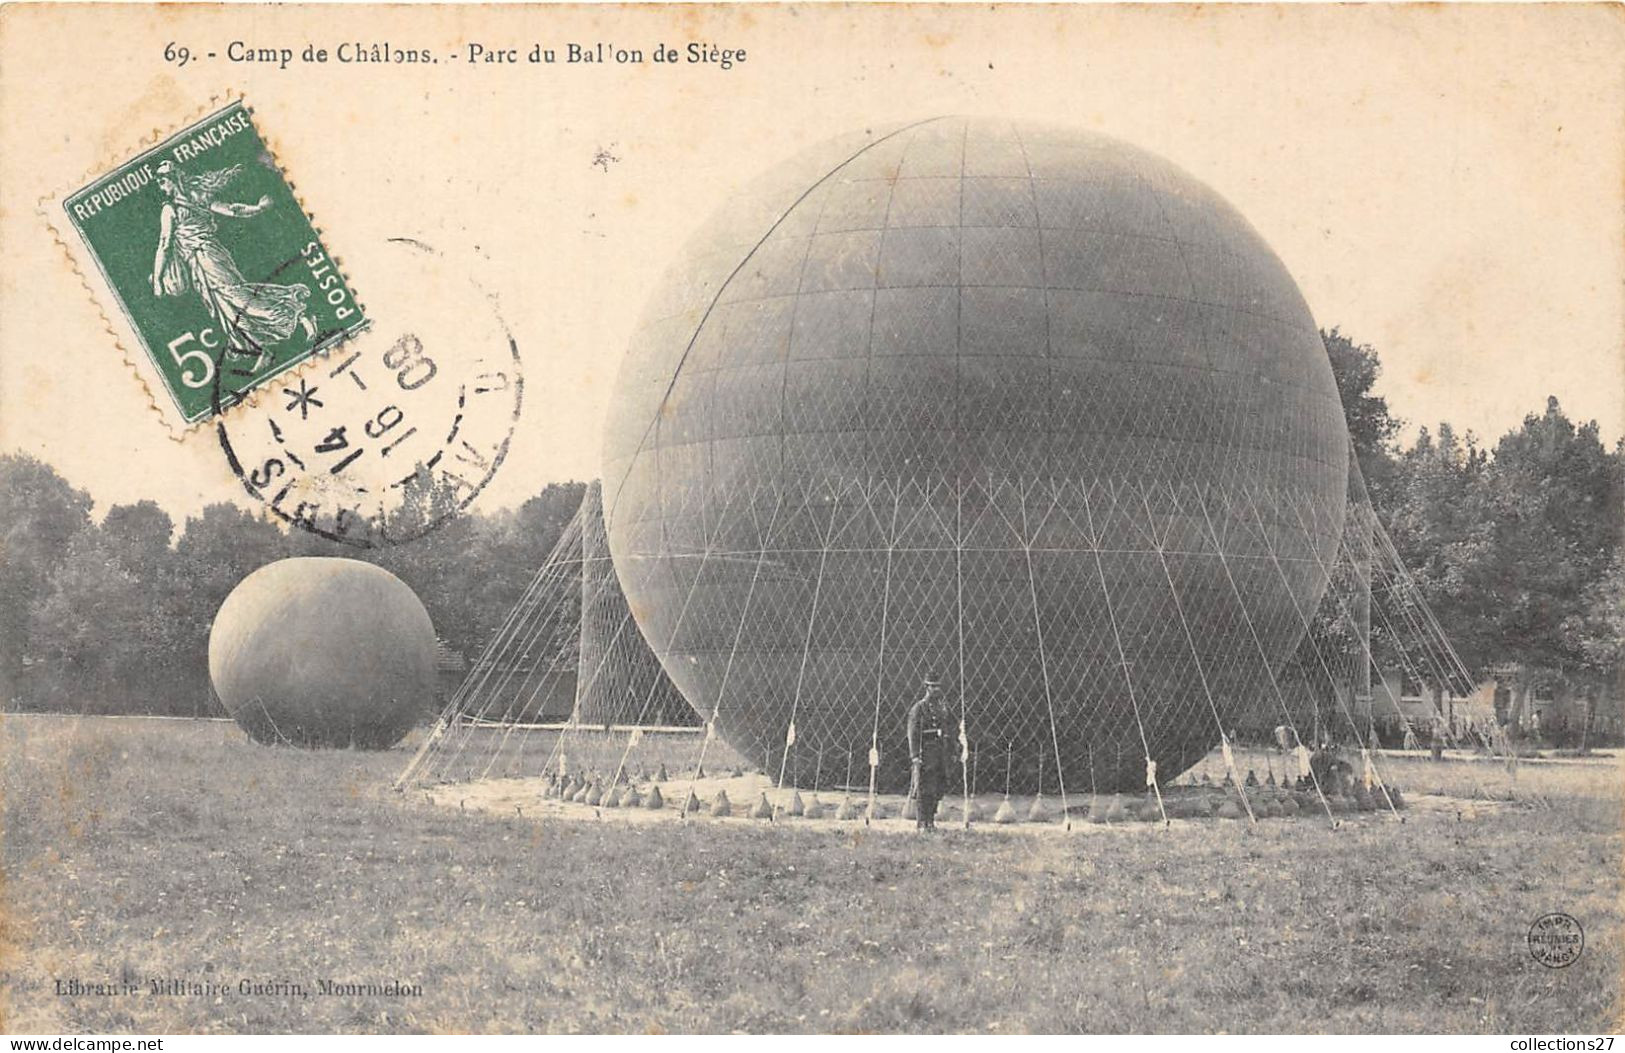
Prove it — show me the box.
[906,677,953,830]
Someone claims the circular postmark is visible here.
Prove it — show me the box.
[215,237,522,547]
[1527,912,1584,969]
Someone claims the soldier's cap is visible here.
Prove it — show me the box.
[922,674,941,687]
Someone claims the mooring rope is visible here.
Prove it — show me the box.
[1242,485,1400,819]
[1018,477,1072,829]
[1137,483,1255,825]
[773,485,849,820]
[864,481,904,824]
[1078,481,1168,825]
[680,494,785,820]
[1189,483,1336,826]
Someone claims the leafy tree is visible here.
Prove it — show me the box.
[370,471,485,661]
[455,481,589,663]
[1567,556,1624,727]
[1367,399,1623,739]
[1481,397,1623,722]
[99,500,219,711]
[2,449,611,715]
[1322,327,1402,503]
[166,503,290,711]
[174,502,289,575]
[28,531,149,710]
[100,501,174,576]
[0,454,93,699]
[516,482,589,559]
[1381,423,1498,679]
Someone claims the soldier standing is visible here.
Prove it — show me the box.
[907,674,953,831]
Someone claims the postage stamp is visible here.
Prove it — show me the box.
[52,99,367,430]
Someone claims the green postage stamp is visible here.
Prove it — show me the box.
[53,100,366,429]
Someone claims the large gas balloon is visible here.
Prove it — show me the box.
[602,119,1347,792]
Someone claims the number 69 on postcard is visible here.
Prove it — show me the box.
[51,100,367,430]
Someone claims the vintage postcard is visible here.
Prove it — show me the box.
[0,2,1620,1040]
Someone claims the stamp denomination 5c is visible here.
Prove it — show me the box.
[52,99,367,430]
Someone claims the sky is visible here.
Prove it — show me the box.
[2,4,1620,524]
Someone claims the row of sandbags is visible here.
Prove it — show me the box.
[1082,784,1409,823]
[542,774,1408,826]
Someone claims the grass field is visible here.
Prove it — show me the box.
[3,714,1620,1034]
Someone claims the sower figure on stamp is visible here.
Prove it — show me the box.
[151,159,317,359]
[906,674,953,831]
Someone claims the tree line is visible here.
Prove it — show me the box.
[2,329,1620,734]
[1323,329,1623,741]
[0,460,586,716]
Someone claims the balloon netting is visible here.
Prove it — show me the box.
[398,458,1493,809]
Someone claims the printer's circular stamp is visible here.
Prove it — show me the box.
[1527,912,1583,969]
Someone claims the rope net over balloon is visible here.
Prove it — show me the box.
[394,483,703,793]
[396,118,1507,817]
[396,462,1501,822]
